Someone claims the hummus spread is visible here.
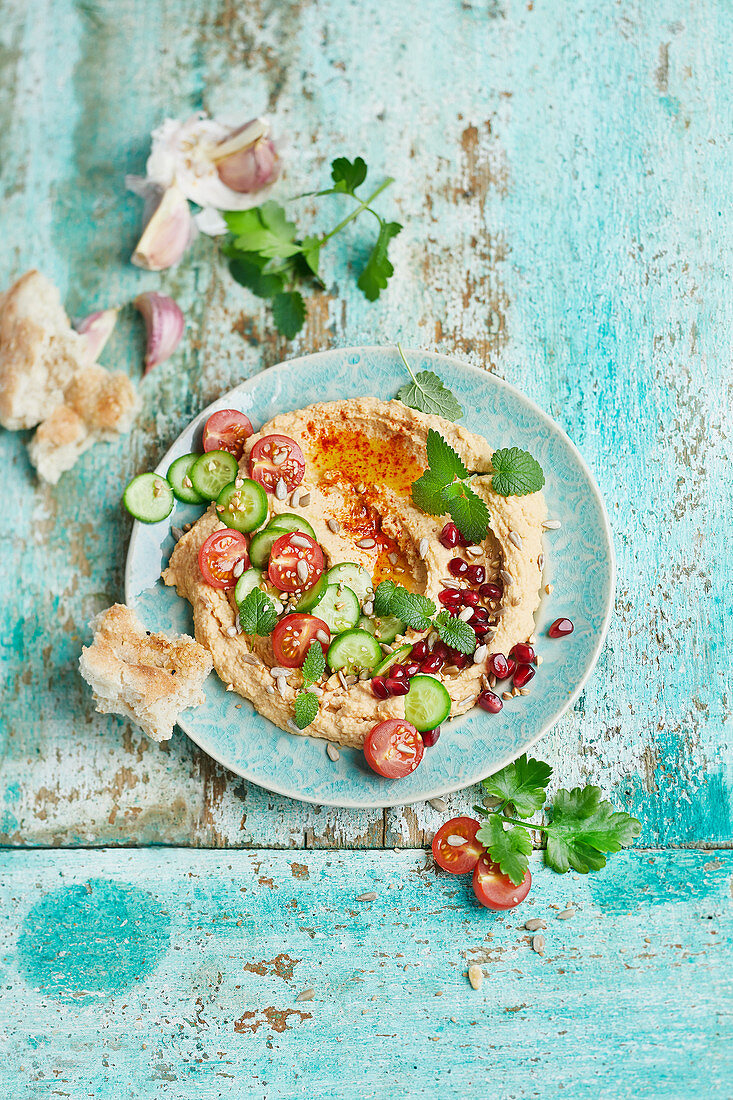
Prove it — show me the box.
[163,397,546,748]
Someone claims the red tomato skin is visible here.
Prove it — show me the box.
[249,434,306,494]
[202,409,254,459]
[198,530,249,590]
[271,615,331,668]
[432,817,483,875]
[268,532,325,593]
[472,855,532,910]
[364,719,424,779]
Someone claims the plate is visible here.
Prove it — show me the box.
[125,346,614,808]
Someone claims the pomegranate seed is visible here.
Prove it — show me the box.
[459,589,480,608]
[439,588,462,608]
[433,641,451,660]
[388,664,407,680]
[479,582,502,601]
[472,623,491,638]
[488,653,510,679]
[457,531,471,547]
[421,727,441,747]
[466,564,486,585]
[478,690,503,714]
[385,676,409,696]
[549,617,574,638]
[410,639,429,661]
[439,522,460,549]
[510,642,535,664]
[513,663,536,688]
[371,676,390,700]
[421,652,444,674]
[448,557,469,578]
[448,649,471,670]
[469,606,489,624]
[402,662,421,678]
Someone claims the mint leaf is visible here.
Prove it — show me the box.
[426,428,467,482]
[434,610,476,655]
[544,787,642,875]
[445,484,489,544]
[272,291,306,338]
[373,580,396,617]
[491,447,545,498]
[301,639,325,686]
[238,588,278,636]
[482,755,553,818]
[389,588,435,632]
[229,253,285,299]
[330,156,367,193]
[294,691,319,729]
[357,219,401,301]
[396,347,463,421]
[476,814,533,886]
[411,469,448,515]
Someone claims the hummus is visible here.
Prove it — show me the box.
[163,397,547,748]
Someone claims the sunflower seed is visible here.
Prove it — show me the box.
[524,918,547,931]
[326,743,340,762]
[446,835,465,846]
[532,934,545,955]
[418,537,429,558]
[467,546,483,557]
[315,630,329,645]
[358,669,370,680]
[508,530,523,549]
[457,695,475,707]
[171,526,184,542]
[543,519,562,530]
[380,642,394,653]
[337,670,348,690]
[298,493,311,508]
[500,570,512,586]
[356,891,377,902]
[276,675,288,697]
[474,644,487,663]
[270,667,290,678]
[356,483,366,493]
[296,559,309,583]
[458,606,474,622]
[468,965,484,991]
[388,552,399,565]
[241,654,259,666]
[226,625,237,637]
[232,559,246,578]
[275,478,287,500]
[309,685,323,697]
[296,988,315,1002]
[272,449,287,465]
[556,907,575,920]
[290,534,311,550]
[328,518,341,533]
[266,684,275,694]
[272,599,284,614]
[428,797,448,812]
[538,553,545,570]
[356,537,376,549]
[287,719,301,733]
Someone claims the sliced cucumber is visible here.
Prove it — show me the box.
[294,573,328,612]
[358,613,405,644]
[167,453,206,504]
[327,629,382,673]
[371,642,413,678]
[123,473,174,524]
[326,562,372,603]
[234,567,263,605]
[313,584,360,635]
[249,526,288,570]
[405,675,452,732]
[190,450,239,501]
[217,478,268,533]
[266,512,316,539]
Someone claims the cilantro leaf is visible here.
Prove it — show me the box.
[373,580,396,617]
[544,787,642,874]
[357,219,401,301]
[272,291,306,338]
[293,691,319,730]
[444,484,489,545]
[476,814,533,886]
[238,588,278,636]
[228,252,286,299]
[491,447,545,498]
[301,640,326,686]
[396,347,463,421]
[300,235,322,277]
[330,156,368,193]
[426,428,468,482]
[411,469,448,515]
[481,754,553,818]
[434,610,476,655]
[389,588,435,632]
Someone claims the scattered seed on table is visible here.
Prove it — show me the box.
[428,797,448,812]
[326,743,340,762]
[296,989,315,1002]
[532,934,545,955]
[356,891,377,902]
[468,965,484,991]
[524,919,547,931]
[556,908,575,920]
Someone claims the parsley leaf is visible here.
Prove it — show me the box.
[238,588,279,636]
[300,235,322,277]
[373,580,396,617]
[476,814,533,886]
[481,754,553,818]
[389,588,435,632]
[491,447,545,498]
[445,483,489,544]
[396,347,463,421]
[293,691,319,730]
[434,610,476,654]
[411,470,448,515]
[272,291,306,338]
[357,219,402,301]
[544,787,642,874]
[301,640,325,686]
[330,156,368,193]
[229,252,286,299]
[226,202,302,260]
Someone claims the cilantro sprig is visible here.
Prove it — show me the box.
[293,641,326,730]
[223,157,401,338]
[238,588,278,636]
[472,754,641,884]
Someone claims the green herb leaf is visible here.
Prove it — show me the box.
[396,348,463,421]
[238,588,279,636]
[357,219,402,301]
[434,610,476,654]
[426,428,468,482]
[294,690,319,730]
[272,290,307,338]
[544,787,642,875]
[227,202,303,261]
[300,235,322,277]
[389,588,435,632]
[330,156,368,193]
[491,447,545,498]
[481,754,553,818]
[373,580,396,617]
[228,252,286,299]
[476,814,533,886]
[445,483,489,544]
[411,469,449,516]
[301,640,326,686]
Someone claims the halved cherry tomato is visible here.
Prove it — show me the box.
[268,532,325,593]
[364,719,424,779]
[202,409,254,459]
[250,434,305,494]
[432,817,483,875]
[198,529,249,590]
[472,855,532,910]
[272,614,331,668]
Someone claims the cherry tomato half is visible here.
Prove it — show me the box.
[272,614,331,669]
[249,434,305,494]
[198,529,249,590]
[364,719,424,779]
[432,817,484,875]
[472,855,532,910]
[268,532,325,593]
[202,409,254,460]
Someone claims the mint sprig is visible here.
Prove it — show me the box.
[301,640,326,686]
[491,447,545,498]
[238,588,278,636]
[396,346,463,421]
[433,610,476,655]
[409,428,489,544]
[293,691,319,730]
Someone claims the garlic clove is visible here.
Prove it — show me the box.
[131,184,194,271]
[211,118,280,194]
[133,292,184,372]
[75,308,118,363]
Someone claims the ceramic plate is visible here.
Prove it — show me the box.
[125,347,614,808]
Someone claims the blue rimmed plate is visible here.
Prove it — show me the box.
[125,347,614,808]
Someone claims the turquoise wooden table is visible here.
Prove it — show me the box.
[1,1,731,1096]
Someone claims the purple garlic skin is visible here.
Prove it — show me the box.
[133,292,184,372]
[132,184,194,271]
[75,308,118,363]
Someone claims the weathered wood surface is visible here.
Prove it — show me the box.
[1,0,731,849]
[0,848,730,1098]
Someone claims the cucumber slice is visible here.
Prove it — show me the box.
[234,567,263,605]
[167,453,206,504]
[217,478,268,533]
[123,473,174,524]
[314,584,360,635]
[294,573,328,612]
[404,675,452,732]
[249,526,288,570]
[371,642,413,678]
[266,512,316,539]
[190,450,239,501]
[358,613,405,644]
[326,562,372,603]
[327,629,382,673]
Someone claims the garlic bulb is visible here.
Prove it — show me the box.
[131,184,194,271]
[133,292,184,372]
[75,308,118,363]
[211,118,280,193]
